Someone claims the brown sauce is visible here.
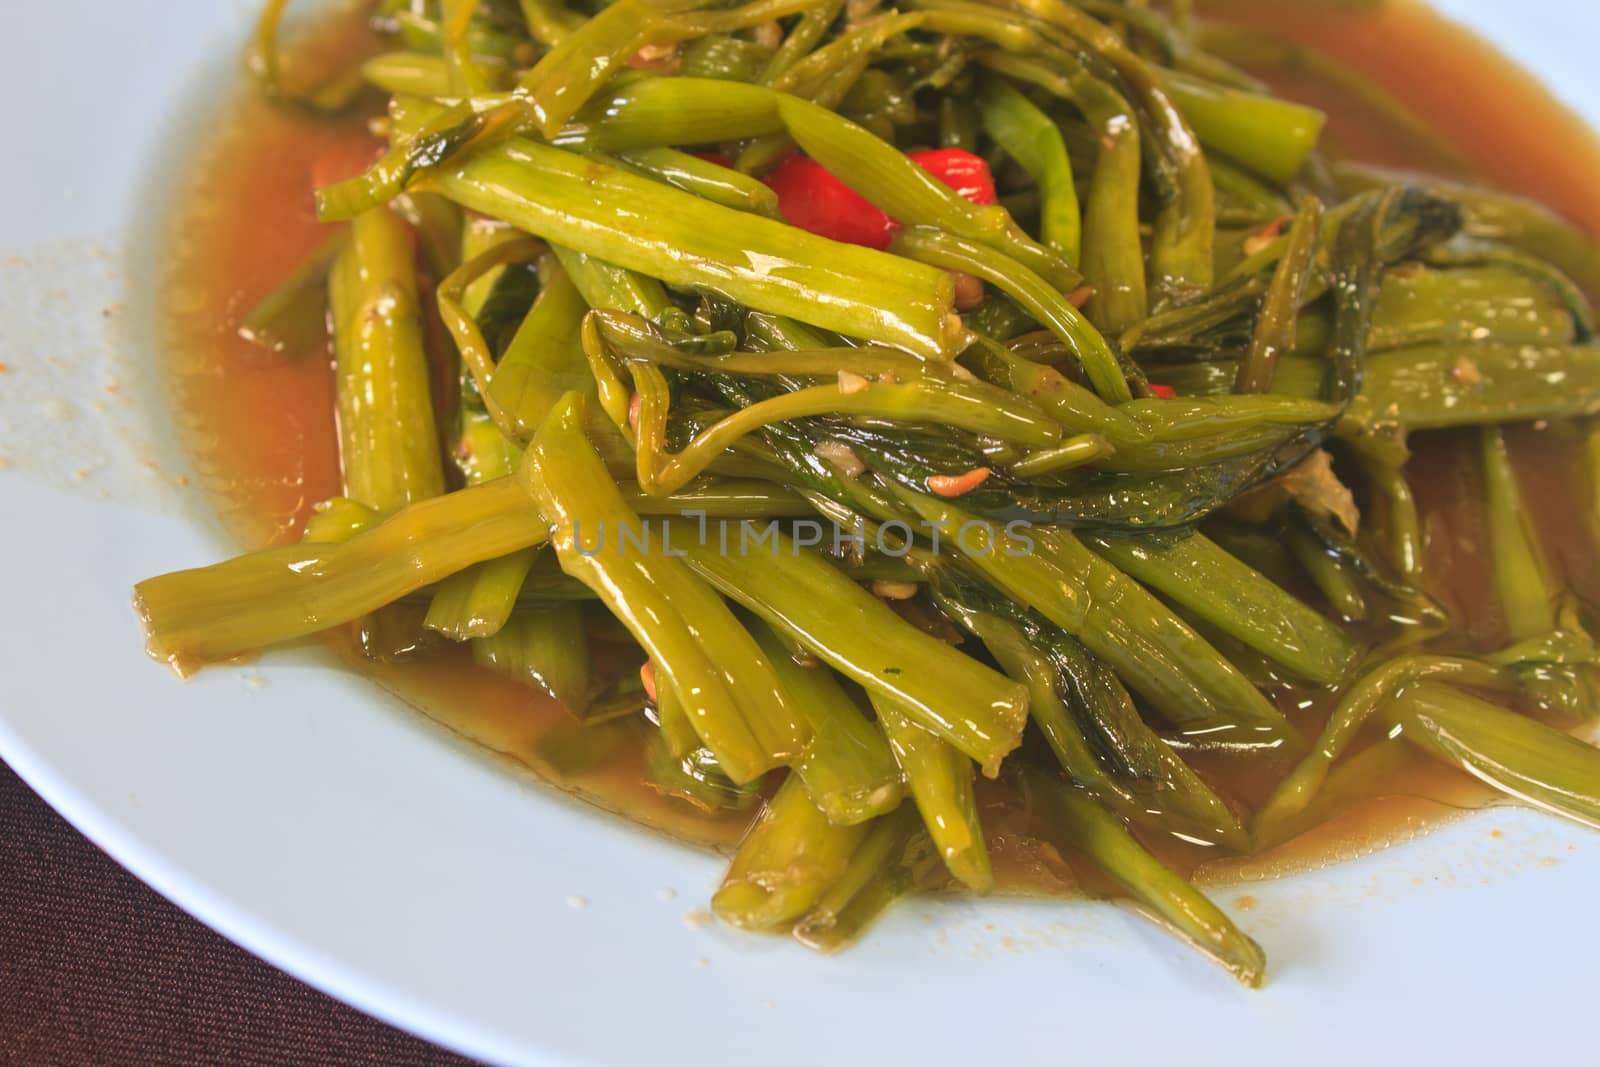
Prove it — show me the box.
[157,1,1600,894]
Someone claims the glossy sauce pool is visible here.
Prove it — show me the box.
[157,1,1600,896]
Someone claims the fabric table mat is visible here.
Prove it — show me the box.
[0,759,482,1066]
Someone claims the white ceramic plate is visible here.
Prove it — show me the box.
[3,3,1598,1064]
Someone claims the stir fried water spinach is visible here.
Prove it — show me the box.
[139,0,1600,986]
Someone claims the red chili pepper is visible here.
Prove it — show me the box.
[764,148,998,249]
[692,151,736,169]
[927,467,993,498]
[906,149,997,205]
[1149,384,1178,399]
[764,158,897,248]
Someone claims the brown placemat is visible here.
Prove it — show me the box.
[0,760,483,1066]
